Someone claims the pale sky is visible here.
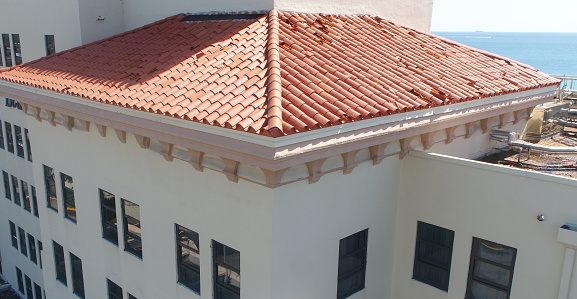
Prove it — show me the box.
[431,0,577,32]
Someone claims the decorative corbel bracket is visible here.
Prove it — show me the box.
[480,118,490,134]
[306,158,328,184]
[445,126,457,144]
[465,122,475,139]
[498,114,506,129]
[95,124,107,137]
[399,136,415,160]
[188,149,204,172]
[78,119,90,132]
[222,158,240,183]
[62,115,74,131]
[526,107,534,120]
[26,105,42,122]
[369,142,390,165]
[134,135,150,149]
[114,129,127,144]
[342,149,361,174]
[47,111,56,126]
[261,168,288,188]
[159,141,173,161]
[420,131,437,150]
[513,109,523,124]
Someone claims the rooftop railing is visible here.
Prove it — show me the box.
[553,75,577,100]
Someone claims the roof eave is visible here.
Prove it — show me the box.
[0,79,556,171]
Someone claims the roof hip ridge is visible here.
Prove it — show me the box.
[263,9,284,137]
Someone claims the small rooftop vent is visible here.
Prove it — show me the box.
[182,13,265,22]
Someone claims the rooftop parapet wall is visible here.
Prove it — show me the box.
[274,0,434,32]
[119,0,433,31]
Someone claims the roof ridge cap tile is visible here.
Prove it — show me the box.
[264,9,284,137]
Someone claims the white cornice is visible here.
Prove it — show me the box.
[0,80,556,170]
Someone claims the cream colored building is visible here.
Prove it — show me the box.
[1,1,575,299]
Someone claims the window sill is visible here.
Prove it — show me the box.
[124,249,142,260]
[177,282,201,296]
[65,217,77,224]
[102,237,119,247]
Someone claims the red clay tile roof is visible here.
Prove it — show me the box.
[0,10,560,137]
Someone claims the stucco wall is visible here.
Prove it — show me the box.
[0,103,43,296]
[394,152,577,299]
[77,0,126,44]
[120,0,432,32]
[27,118,275,299]
[275,0,434,32]
[0,0,82,64]
[271,157,402,298]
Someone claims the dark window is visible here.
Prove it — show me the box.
[28,234,37,264]
[176,224,200,293]
[128,294,137,299]
[3,171,10,200]
[44,165,58,211]
[0,120,4,149]
[413,221,455,291]
[22,180,31,212]
[12,175,20,206]
[213,240,240,299]
[11,34,21,65]
[34,283,42,299]
[24,129,32,161]
[70,253,85,298]
[38,241,43,269]
[16,267,24,293]
[337,229,368,299]
[465,238,517,299]
[45,35,55,56]
[61,173,76,222]
[2,34,11,67]
[122,199,142,258]
[53,241,67,285]
[5,122,13,153]
[25,275,32,299]
[18,227,27,257]
[100,189,118,245]
[31,186,39,217]
[14,125,24,158]
[107,279,122,299]
[9,221,18,248]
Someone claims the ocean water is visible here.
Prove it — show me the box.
[433,32,577,76]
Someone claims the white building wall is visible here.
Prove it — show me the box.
[77,0,126,44]
[274,0,434,32]
[27,117,275,299]
[120,0,432,32]
[394,151,576,299]
[271,157,402,299]
[0,0,83,64]
[0,102,44,297]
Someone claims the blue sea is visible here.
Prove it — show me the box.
[433,32,577,76]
